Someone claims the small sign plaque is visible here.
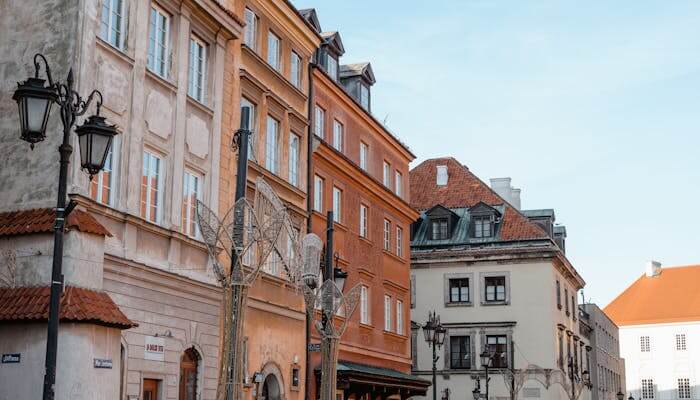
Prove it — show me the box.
[94,358,113,369]
[144,336,165,361]
[307,343,321,352]
[2,353,21,363]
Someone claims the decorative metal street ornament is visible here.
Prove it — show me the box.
[75,112,118,178]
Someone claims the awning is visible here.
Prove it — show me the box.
[333,361,431,398]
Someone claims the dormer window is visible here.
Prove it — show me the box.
[468,202,500,239]
[436,165,448,186]
[327,54,338,81]
[360,83,369,110]
[431,218,449,240]
[473,216,493,238]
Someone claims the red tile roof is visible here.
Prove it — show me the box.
[604,264,700,326]
[410,157,547,241]
[0,208,111,237]
[0,286,136,329]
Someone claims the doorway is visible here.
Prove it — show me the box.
[143,379,160,400]
[261,374,281,400]
[179,347,200,400]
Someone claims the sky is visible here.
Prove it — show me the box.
[296,0,700,307]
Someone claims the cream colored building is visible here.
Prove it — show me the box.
[409,157,591,400]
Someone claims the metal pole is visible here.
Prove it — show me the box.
[570,360,575,400]
[432,338,437,400]
[41,68,77,400]
[319,211,335,400]
[485,362,489,400]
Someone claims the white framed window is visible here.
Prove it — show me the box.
[327,54,338,80]
[241,98,257,159]
[288,133,300,187]
[641,379,654,399]
[396,226,403,257]
[396,300,404,335]
[182,170,202,237]
[243,8,257,49]
[188,35,207,103]
[640,336,650,352]
[332,120,343,152]
[384,295,392,331]
[264,250,280,276]
[678,378,691,399]
[360,142,368,171]
[383,161,390,187]
[90,138,119,206]
[314,105,325,138]
[100,0,126,50]
[332,187,342,223]
[359,204,368,238]
[360,285,369,324]
[147,5,169,78]
[395,171,402,196]
[141,151,163,223]
[383,219,390,251]
[360,83,369,110]
[267,31,280,71]
[313,175,324,212]
[290,51,301,88]
[676,334,687,351]
[265,116,279,173]
[436,165,448,186]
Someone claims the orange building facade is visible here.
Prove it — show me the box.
[301,9,429,400]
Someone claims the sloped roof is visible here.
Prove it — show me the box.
[0,208,111,237]
[410,157,547,241]
[605,264,700,326]
[320,31,345,55]
[0,286,136,329]
[298,8,321,32]
[340,62,376,85]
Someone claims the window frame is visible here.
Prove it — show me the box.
[288,133,300,187]
[676,334,687,351]
[677,378,691,399]
[332,119,344,152]
[396,300,404,335]
[395,171,402,196]
[265,115,279,174]
[486,334,509,368]
[267,30,281,71]
[449,335,472,370]
[641,378,654,399]
[243,8,257,49]
[360,83,370,110]
[314,105,325,138]
[290,51,302,88]
[141,150,164,224]
[382,161,391,187]
[188,35,207,104]
[90,137,119,207]
[326,53,338,81]
[384,294,392,331]
[449,278,470,304]
[640,336,651,352]
[359,204,368,238]
[383,219,391,251]
[100,0,127,50]
[360,285,369,324]
[313,175,324,213]
[396,226,403,257]
[332,186,342,223]
[147,4,170,78]
[480,272,510,305]
[431,218,449,240]
[240,98,257,159]
[473,215,493,238]
[182,169,203,238]
[359,142,368,171]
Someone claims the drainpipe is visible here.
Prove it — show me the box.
[305,51,317,400]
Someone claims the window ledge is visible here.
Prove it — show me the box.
[445,301,473,308]
[95,37,134,66]
[359,236,372,245]
[359,322,373,330]
[480,300,509,306]
[383,330,407,340]
[186,95,214,116]
[146,69,178,93]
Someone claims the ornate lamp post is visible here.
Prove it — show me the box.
[479,348,495,400]
[565,355,590,400]
[12,53,118,400]
[617,391,625,400]
[423,311,446,400]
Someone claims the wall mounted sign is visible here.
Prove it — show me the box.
[307,343,321,352]
[144,336,165,361]
[94,358,113,369]
[1,353,20,363]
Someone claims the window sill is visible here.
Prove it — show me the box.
[146,69,177,93]
[480,300,509,306]
[383,330,407,340]
[445,301,473,308]
[359,236,372,245]
[382,249,407,263]
[359,322,373,330]
[95,37,134,66]
[186,95,214,116]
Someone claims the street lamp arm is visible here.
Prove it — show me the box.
[75,89,104,117]
[33,53,54,86]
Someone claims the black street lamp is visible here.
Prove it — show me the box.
[12,54,118,400]
[617,391,625,400]
[628,394,635,400]
[479,348,495,400]
[423,311,446,400]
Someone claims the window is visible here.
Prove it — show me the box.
[383,161,391,187]
[332,120,343,152]
[140,151,162,223]
[396,300,404,335]
[265,116,279,173]
[188,36,207,103]
[571,295,576,320]
[384,295,392,331]
[383,219,390,251]
[264,249,280,276]
[565,288,570,315]
[243,8,257,49]
[100,0,126,50]
[90,138,117,206]
[485,276,506,302]
[395,171,402,196]
[332,187,342,223]
[678,379,691,399]
[147,5,169,78]
[359,204,368,238]
[360,84,369,110]
[558,332,564,369]
[396,227,403,257]
[288,133,300,186]
[676,334,687,351]
[314,106,325,138]
[486,335,508,368]
[290,51,301,88]
[436,165,448,186]
[360,285,369,324]
[182,171,202,237]
[267,31,280,70]
[360,142,368,170]
[431,218,449,240]
[241,98,256,159]
[641,379,654,399]
[556,280,562,309]
[473,216,492,238]
[640,336,650,352]
[327,54,338,80]
[449,278,470,303]
[450,336,471,369]
[313,175,324,212]
[179,347,200,400]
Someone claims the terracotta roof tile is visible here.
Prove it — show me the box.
[0,208,111,237]
[0,286,136,329]
[409,157,547,241]
[604,264,700,326]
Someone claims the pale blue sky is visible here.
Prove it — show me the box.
[296,1,700,306]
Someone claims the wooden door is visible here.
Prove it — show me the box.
[179,348,199,400]
[143,379,159,400]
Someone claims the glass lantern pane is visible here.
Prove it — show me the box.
[91,134,112,170]
[79,133,89,168]
[27,97,49,132]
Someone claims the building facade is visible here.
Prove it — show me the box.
[299,8,430,400]
[579,304,626,400]
[0,0,242,398]
[409,157,592,400]
[606,263,700,400]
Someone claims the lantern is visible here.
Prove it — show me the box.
[13,77,57,146]
[74,114,118,178]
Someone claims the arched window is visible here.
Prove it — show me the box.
[179,347,200,400]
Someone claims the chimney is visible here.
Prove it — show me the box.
[511,188,521,210]
[436,165,448,186]
[645,260,662,277]
[490,178,521,209]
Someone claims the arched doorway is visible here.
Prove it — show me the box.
[261,374,281,400]
[179,347,200,400]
